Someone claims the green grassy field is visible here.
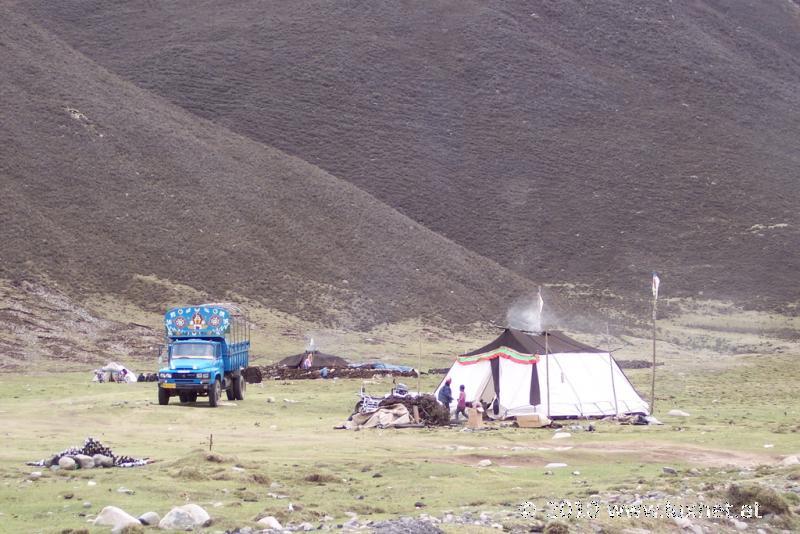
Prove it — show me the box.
[1,336,799,533]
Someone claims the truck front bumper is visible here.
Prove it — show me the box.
[159,380,210,392]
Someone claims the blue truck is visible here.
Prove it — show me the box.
[157,304,250,407]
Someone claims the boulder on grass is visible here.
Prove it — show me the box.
[138,511,161,526]
[257,516,282,530]
[93,454,114,468]
[58,457,77,470]
[159,504,210,530]
[74,454,95,469]
[94,505,140,531]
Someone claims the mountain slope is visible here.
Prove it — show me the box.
[21,0,800,310]
[0,5,537,327]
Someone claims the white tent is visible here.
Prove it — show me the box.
[93,361,137,383]
[435,329,648,419]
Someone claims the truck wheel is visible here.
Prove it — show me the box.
[179,392,188,403]
[186,392,197,403]
[234,375,246,401]
[209,379,220,407]
[158,387,170,405]
[225,387,235,401]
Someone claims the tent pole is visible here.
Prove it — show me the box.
[606,323,619,416]
[650,298,657,414]
[545,331,550,419]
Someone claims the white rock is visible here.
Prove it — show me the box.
[667,409,691,417]
[780,455,799,467]
[28,471,42,480]
[477,459,492,467]
[545,462,568,468]
[763,444,774,448]
[159,504,210,529]
[74,454,95,469]
[730,518,747,530]
[138,511,161,526]
[93,506,140,530]
[87,480,97,486]
[552,432,571,439]
[58,457,77,470]
[299,522,314,531]
[257,516,283,529]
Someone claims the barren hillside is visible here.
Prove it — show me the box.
[0,5,537,329]
[20,0,799,310]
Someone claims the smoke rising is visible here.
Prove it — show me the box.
[506,294,544,332]
[305,336,316,352]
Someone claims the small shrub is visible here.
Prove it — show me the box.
[304,473,338,483]
[544,520,570,534]
[727,484,790,516]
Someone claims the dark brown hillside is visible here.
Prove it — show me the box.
[22,0,800,310]
[0,5,537,327]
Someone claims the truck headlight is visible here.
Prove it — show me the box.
[159,372,172,379]
[199,373,210,379]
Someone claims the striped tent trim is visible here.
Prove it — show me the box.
[457,346,540,365]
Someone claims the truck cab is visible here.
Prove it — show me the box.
[157,305,250,407]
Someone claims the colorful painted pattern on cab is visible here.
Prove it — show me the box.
[165,306,231,337]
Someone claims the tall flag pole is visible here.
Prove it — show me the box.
[650,272,660,414]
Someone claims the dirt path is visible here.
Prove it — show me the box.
[436,441,775,469]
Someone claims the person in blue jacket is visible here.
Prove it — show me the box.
[438,377,453,408]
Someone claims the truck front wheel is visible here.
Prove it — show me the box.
[209,378,221,407]
[158,387,170,405]
[234,375,246,401]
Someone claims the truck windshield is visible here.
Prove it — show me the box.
[172,343,216,359]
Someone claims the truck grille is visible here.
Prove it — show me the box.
[173,372,198,379]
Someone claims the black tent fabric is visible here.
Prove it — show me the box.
[464,329,603,357]
[276,351,349,368]
[463,329,597,411]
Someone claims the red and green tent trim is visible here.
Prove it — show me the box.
[457,346,540,365]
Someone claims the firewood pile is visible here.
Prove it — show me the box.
[377,394,451,426]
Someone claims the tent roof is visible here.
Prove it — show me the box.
[276,350,349,368]
[464,329,603,357]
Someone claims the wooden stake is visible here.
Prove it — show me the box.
[209,433,213,452]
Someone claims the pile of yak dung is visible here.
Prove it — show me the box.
[242,366,263,383]
[254,365,418,381]
[378,394,450,426]
[27,437,149,468]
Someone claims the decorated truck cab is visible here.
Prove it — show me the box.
[157,304,250,407]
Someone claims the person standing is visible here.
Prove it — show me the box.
[438,377,453,408]
[456,384,468,421]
